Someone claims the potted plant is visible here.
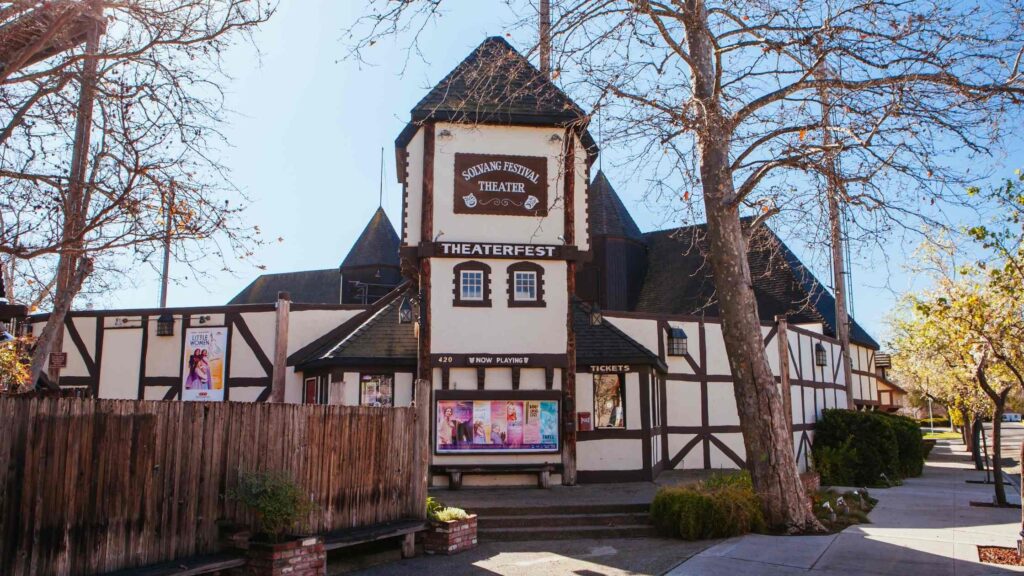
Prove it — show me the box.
[423,496,477,555]
[229,470,322,576]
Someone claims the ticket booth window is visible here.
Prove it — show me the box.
[360,374,394,407]
[594,373,625,428]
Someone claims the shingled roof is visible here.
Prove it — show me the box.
[288,285,416,370]
[635,223,878,349]
[396,36,594,148]
[228,269,339,305]
[589,171,644,240]
[575,300,666,370]
[340,207,400,270]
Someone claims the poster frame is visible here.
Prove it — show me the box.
[433,389,562,455]
[181,325,228,402]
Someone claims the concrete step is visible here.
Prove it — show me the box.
[478,512,650,529]
[466,503,649,516]
[478,524,657,541]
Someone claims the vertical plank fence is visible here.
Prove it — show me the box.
[0,397,424,576]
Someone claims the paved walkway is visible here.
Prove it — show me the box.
[668,440,1024,576]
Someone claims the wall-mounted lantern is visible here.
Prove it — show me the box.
[589,302,603,326]
[668,327,688,356]
[814,343,827,367]
[156,312,175,337]
[399,296,414,324]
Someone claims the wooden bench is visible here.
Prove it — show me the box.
[440,464,556,490]
[103,552,246,576]
[322,518,427,559]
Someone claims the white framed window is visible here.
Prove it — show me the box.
[460,270,484,301]
[513,270,537,301]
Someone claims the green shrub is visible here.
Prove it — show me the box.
[651,472,764,540]
[432,507,470,522]
[230,470,314,541]
[426,495,443,518]
[811,439,858,486]
[813,409,899,487]
[918,416,950,428]
[702,469,753,490]
[425,496,469,523]
[879,413,925,478]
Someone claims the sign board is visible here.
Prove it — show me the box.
[436,399,559,454]
[48,352,67,370]
[454,153,548,216]
[181,326,227,402]
[436,242,561,259]
[590,364,631,373]
[431,353,567,368]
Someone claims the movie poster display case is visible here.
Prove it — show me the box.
[433,390,562,455]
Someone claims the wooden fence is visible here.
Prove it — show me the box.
[0,396,427,576]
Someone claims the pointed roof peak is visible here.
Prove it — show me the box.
[409,35,587,127]
[340,208,400,269]
[589,171,643,240]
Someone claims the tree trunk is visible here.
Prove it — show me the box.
[703,196,820,531]
[29,258,93,386]
[962,412,973,452]
[992,404,1007,506]
[682,0,820,532]
[972,415,985,470]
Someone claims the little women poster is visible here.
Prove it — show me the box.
[181,327,226,401]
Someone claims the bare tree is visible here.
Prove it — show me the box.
[0,0,275,386]
[348,0,1024,531]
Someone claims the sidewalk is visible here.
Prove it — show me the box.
[667,440,1024,575]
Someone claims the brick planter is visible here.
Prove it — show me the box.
[423,515,477,555]
[231,536,325,576]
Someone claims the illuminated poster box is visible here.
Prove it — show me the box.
[436,398,560,454]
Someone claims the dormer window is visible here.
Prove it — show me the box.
[507,262,546,307]
[453,261,491,307]
[667,327,688,356]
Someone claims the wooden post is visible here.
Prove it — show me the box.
[776,315,793,436]
[413,378,431,519]
[271,291,290,402]
[561,128,577,486]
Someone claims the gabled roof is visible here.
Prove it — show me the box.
[775,240,879,348]
[575,300,666,370]
[341,207,400,270]
[589,171,644,241]
[288,285,416,369]
[228,269,339,305]
[396,36,594,148]
[635,223,879,349]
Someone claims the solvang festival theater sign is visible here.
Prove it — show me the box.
[454,152,547,216]
[436,398,560,454]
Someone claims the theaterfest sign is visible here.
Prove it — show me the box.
[454,153,548,216]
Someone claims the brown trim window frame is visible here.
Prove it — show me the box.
[452,260,492,307]
[594,372,626,429]
[506,261,546,307]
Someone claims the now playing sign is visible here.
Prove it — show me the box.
[454,153,548,217]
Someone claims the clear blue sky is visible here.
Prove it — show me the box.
[110,1,1022,347]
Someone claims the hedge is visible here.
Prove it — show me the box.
[879,413,925,478]
[918,417,950,428]
[650,471,765,540]
[812,409,900,487]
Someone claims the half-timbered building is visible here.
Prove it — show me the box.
[28,37,883,486]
